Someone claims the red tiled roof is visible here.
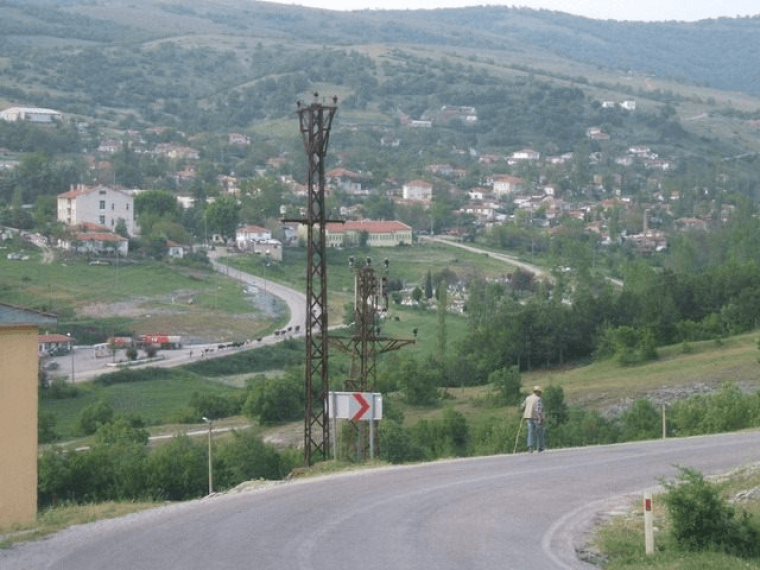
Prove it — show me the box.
[38,334,71,343]
[326,220,411,234]
[76,233,127,242]
[403,179,432,188]
[239,225,268,234]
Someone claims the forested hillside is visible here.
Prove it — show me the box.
[1,0,760,134]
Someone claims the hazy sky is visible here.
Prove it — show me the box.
[271,0,759,22]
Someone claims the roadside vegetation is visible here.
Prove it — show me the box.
[593,465,760,569]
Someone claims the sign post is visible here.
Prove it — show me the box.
[328,392,383,459]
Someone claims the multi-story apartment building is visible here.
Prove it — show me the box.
[57,184,136,236]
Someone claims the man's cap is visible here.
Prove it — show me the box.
[533,385,543,394]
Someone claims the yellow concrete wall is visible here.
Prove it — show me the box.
[0,325,38,528]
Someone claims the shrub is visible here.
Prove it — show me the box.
[661,467,760,558]
[489,366,522,405]
[145,434,207,501]
[77,400,114,435]
[189,390,244,420]
[44,377,79,399]
[38,410,58,443]
[619,399,661,441]
[543,384,569,430]
[378,420,425,464]
[243,371,304,425]
[214,430,294,488]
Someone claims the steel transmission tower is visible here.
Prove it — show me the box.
[294,95,338,466]
[330,258,416,460]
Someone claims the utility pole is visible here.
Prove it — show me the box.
[288,94,338,466]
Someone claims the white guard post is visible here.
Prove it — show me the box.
[644,492,654,555]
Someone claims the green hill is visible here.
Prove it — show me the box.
[1,1,759,158]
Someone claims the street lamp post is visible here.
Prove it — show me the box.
[66,332,75,383]
[202,417,213,495]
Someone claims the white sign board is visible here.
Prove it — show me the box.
[328,392,382,421]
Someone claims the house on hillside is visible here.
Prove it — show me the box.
[57,184,136,237]
[492,175,525,197]
[402,180,433,203]
[326,168,364,194]
[508,148,540,165]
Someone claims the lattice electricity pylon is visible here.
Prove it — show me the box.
[291,94,338,466]
[329,260,415,460]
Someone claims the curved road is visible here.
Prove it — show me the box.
[51,254,307,382]
[4,430,759,569]
[426,236,625,288]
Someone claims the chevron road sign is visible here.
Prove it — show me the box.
[328,392,382,421]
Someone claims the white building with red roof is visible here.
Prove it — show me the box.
[37,333,73,356]
[57,184,136,236]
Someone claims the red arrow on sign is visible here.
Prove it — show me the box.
[351,393,371,421]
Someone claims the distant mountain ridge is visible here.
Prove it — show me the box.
[1,0,759,145]
[1,1,759,94]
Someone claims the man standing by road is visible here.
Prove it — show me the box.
[522,386,546,453]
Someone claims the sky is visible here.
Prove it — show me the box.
[269,0,760,22]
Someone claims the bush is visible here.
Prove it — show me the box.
[38,410,58,443]
[661,467,760,558]
[77,400,114,435]
[543,384,569,430]
[44,377,79,399]
[378,420,425,464]
[396,355,440,406]
[243,371,304,425]
[145,434,208,501]
[489,366,522,405]
[214,430,295,488]
[411,408,470,459]
[189,390,244,420]
[619,399,661,441]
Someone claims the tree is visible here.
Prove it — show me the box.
[489,366,522,405]
[146,434,208,501]
[214,430,293,488]
[77,400,115,435]
[424,270,433,300]
[204,196,240,241]
[134,189,180,219]
[397,356,440,406]
[243,371,304,425]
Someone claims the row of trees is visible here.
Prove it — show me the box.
[38,418,297,506]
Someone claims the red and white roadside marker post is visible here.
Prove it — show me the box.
[644,492,654,555]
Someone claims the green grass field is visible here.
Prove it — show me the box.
[41,372,244,441]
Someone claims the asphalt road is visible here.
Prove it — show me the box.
[47,253,308,382]
[425,236,625,288]
[4,430,759,570]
